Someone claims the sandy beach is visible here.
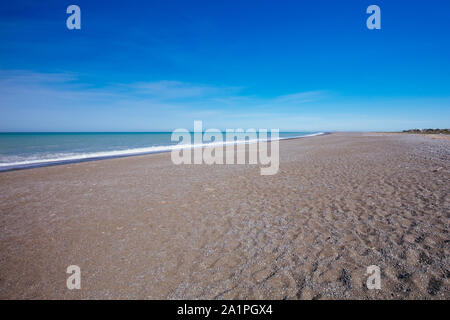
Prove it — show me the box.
[0,132,448,299]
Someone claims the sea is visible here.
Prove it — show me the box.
[0,132,324,171]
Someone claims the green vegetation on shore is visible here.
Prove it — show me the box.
[402,129,449,134]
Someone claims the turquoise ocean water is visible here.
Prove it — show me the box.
[0,132,323,171]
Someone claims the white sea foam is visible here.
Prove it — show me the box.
[0,132,324,169]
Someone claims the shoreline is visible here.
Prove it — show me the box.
[0,132,327,173]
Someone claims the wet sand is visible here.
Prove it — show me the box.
[0,132,448,299]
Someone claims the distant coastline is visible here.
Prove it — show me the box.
[402,128,449,134]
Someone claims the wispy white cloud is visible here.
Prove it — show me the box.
[0,70,78,86]
[129,80,241,99]
[0,70,448,131]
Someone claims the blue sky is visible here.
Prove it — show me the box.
[0,0,449,131]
